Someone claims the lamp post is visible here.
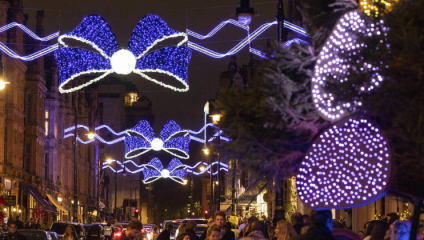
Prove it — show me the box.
[106,158,118,218]
[129,180,140,220]
[73,108,95,222]
[276,0,286,43]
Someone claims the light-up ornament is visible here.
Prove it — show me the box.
[86,132,96,140]
[297,117,393,210]
[124,120,191,159]
[142,158,188,184]
[106,158,113,164]
[55,14,191,93]
[161,169,170,178]
[110,49,137,75]
[312,10,388,122]
[200,166,205,172]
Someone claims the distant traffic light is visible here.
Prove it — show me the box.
[135,208,139,218]
[204,210,208,214]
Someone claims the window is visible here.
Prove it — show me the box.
[24,157,30,172]
[44,154,49,180]
[45,110,49,136]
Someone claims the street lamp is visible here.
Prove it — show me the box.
[0,79,9,90]
[87,132,96,140]
[211,114,221,124]
[235,0,256,25]
[183,179,188,185]
[107,158,118,217]
[202,148,210,155]
[200,166,205,172]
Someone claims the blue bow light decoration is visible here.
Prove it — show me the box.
[55,14,191,94]
[124,120,191,159]
[143,158,188,184]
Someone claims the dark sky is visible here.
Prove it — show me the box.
[24,0,280,133]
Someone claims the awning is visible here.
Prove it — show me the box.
[23,185,58,213]
[46,194,68,214]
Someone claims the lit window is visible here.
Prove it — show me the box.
[45,110,49,119]
[45,110,49,136]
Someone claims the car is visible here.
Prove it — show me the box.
[18,230,52,240]
[161,221,181,240]
[115,222,129,232]
[142,224,155,240]
[47,231,59,240]
[194,224,207,238]
[50,222,86,240]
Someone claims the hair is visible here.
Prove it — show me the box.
[387,213,400,226]
[207,224,220,237]
[267,226,275,239]
[167,224,174,230]
[276,220,297,240]
[128,220,143,231]
[186,220,197,230]
[9,223,16,228]
[332,229,362,240]
[64,225,79,240]
[248,216,258,225]
[15,216,19,220]
[310,210,332,227]
[290,213,303,224]
[333,219,345,229]
[215,211,226,219]
[391,220,412,240]
[365,220,378,237]
[369,221,389,240]
[250,221,263,232]
[176,233,189,240]
[177,224,187,237]
[154,227,158,232]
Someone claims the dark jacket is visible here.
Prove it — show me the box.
[185,229,199,240]
[157,229,171,240]
[289,226,336,240]
[199,226,235,240]
[14,220,24,230]
[292,223,303,235]
[6,232,26,240]
[238,231,267,240]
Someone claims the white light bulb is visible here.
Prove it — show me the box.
[110,49,136,75]
[151,138,164,151]
[161,169,170,178]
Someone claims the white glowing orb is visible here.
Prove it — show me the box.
[110,49,136,75]
[161,169,170,178]
[151,138,164,151]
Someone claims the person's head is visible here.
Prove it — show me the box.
[177,224,186,237]
[290,214,302,225]
[310,210,333,231]
[207,224,220,240]
[9,223,17,234]
[267,226,275,239]
[365,220,378,237]
[186,220,197,230]
[167,224,174,232]
[177,233,190,240]
[215,211,226,228]
[332,229,362,240]
[392,220,411,240]
[333,219,344,229]
[154,227,158,233]
[357,231,364,238]
[302,215,310,226]
[370,221,389,240]
[127,220,143,239]
[387,213,400,227]
[15,216,19,220]
[30,218,34,223]
[65,225,78,239]
[250,221,263,232]
[275,220,297,240]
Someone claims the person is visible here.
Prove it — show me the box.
[267,226,275,240]
[386,214,400,238]
[207,225,220,240]
[186,220,200,240]
[238,221,268,240]
[5,223,26,240]
[119,219,143,240]
[290,214,303,235]
[200,211,235,240]
[358,231,365,239]
[177,233,190,240]
[332,229,362,240]
[369,221,389,240]
[153,227,159,240]
[289,210,336,240]
[333,220,345,229]
[239,219,247,235]
[14,216,24,230]
[391,221,411,240]
[158,224,174,240]
[274,220,297,240]
[364,221,378,240]
[177,224,187,238]
[32,218,41,230]
[239,217,258,238]
[88,224,102,240]
[24,218,33,229]
[64,225,79,240]
[302,216,310,226]
[104,222,114,240]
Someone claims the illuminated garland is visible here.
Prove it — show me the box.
[312,10,388,122]
[187,20,308,58]
[125,120,191,159]
[102,159,228,177]
[55,14,191,93]
[297,117,393,209]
